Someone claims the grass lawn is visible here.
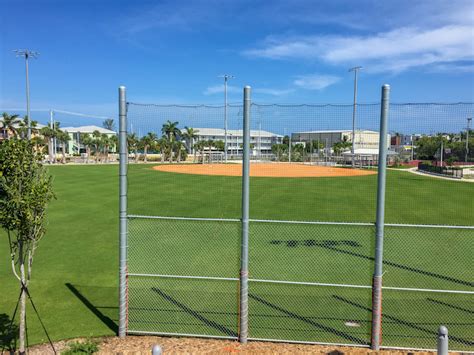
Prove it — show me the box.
[0,164,472,351]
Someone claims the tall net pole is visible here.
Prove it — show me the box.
[118,86,128,338]
[371,84,390,350]
[239,86,251,343]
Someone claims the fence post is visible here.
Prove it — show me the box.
[371,84,390,350]
[239,86,251,343]
[437,325,448,355]
[118,86,128,338]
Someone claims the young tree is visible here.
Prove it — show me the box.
[0,138,55,354]
[101,134,112,163]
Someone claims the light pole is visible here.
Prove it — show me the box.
[14,49,39,140]
[466,118,472,163]
[349,66,362,168]
[219,74,234,162]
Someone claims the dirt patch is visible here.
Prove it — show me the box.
[27,336,436,354]
[152,163,377,178]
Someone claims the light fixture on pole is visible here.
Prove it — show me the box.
[14,49,40,140]
[218,74,234,162]
[349,66,362,168]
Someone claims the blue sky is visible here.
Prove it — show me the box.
[1,0,473,119]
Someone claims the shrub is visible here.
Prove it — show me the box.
[62,339,99,354]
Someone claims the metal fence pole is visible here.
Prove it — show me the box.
[118,86,128,338]
[437,325,448,355]
[239,86,251,343]
[371,84,390,350]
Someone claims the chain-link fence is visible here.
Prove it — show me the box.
[118,86,473,351]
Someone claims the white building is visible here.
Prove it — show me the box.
[187,128,283,155]
[61,125,116,154]
[291,130,391,150]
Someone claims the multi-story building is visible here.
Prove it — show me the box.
[187,128,283,156]
[61,125,117,155]
[291,129,391,150]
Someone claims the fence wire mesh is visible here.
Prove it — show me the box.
[124,98,473,351]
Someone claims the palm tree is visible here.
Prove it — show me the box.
[194,140,205,164]
[56,130,70,164]
[156,137,167,163]
[110,135,118,161]
[127,133,139,163]
[162,121,180,142]
[182,127,199,156]
[92,130,102,162]
[140,132,158,163]
[102,119,115,131]
[1,112,20,138]
[40,126,56,163]
[175,141,186,163]
[101,134,112,163]
[81,133,94,163]
[18,116,39,138]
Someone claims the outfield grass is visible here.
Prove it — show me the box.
[0,164,472,350]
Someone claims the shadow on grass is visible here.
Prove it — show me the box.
[270,239,473,288]
[333,295,474,346]
[151,287,237,337]
[65,283,118,333]
[427,298,474,315]
[0,313,18,353]
[248,293,367,344]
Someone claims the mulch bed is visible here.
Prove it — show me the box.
[27,336,437,354]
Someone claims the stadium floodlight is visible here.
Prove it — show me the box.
[14,49,40,140]
[218,74,235,162]
[349,66,363,168]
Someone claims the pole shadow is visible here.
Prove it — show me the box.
[270,239,473,288]
[151,287,238,337]
[65,283,118,333]
[426,298,474,315]
[333,295,474,346]
[248,293,367,344]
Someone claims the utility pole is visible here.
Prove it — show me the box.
[219,74,234,162]
[466,118,472,163]
[349,66,362,168]
[14,49,39,140]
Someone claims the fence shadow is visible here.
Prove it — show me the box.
[270,239,473,287]
[151,287,238,337]
[248,293,367,344]
[65,283,118,333]
[0,313,18,353]
[333,295,473,346]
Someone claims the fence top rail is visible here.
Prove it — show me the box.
[127,215,474,229]
[126,101,474,108]
[127,215,240,222]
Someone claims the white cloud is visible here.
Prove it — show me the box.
[293,74,341,90]
[254,88,295,96]
[203,85,241,95]
[244,25,474,73]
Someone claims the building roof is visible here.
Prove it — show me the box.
[293,129,379,134]
[190,128,283,138]
[61,125,116,134]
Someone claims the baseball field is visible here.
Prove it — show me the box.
[0,163,472,350]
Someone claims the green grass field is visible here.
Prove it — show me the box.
[0,164,472,350]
